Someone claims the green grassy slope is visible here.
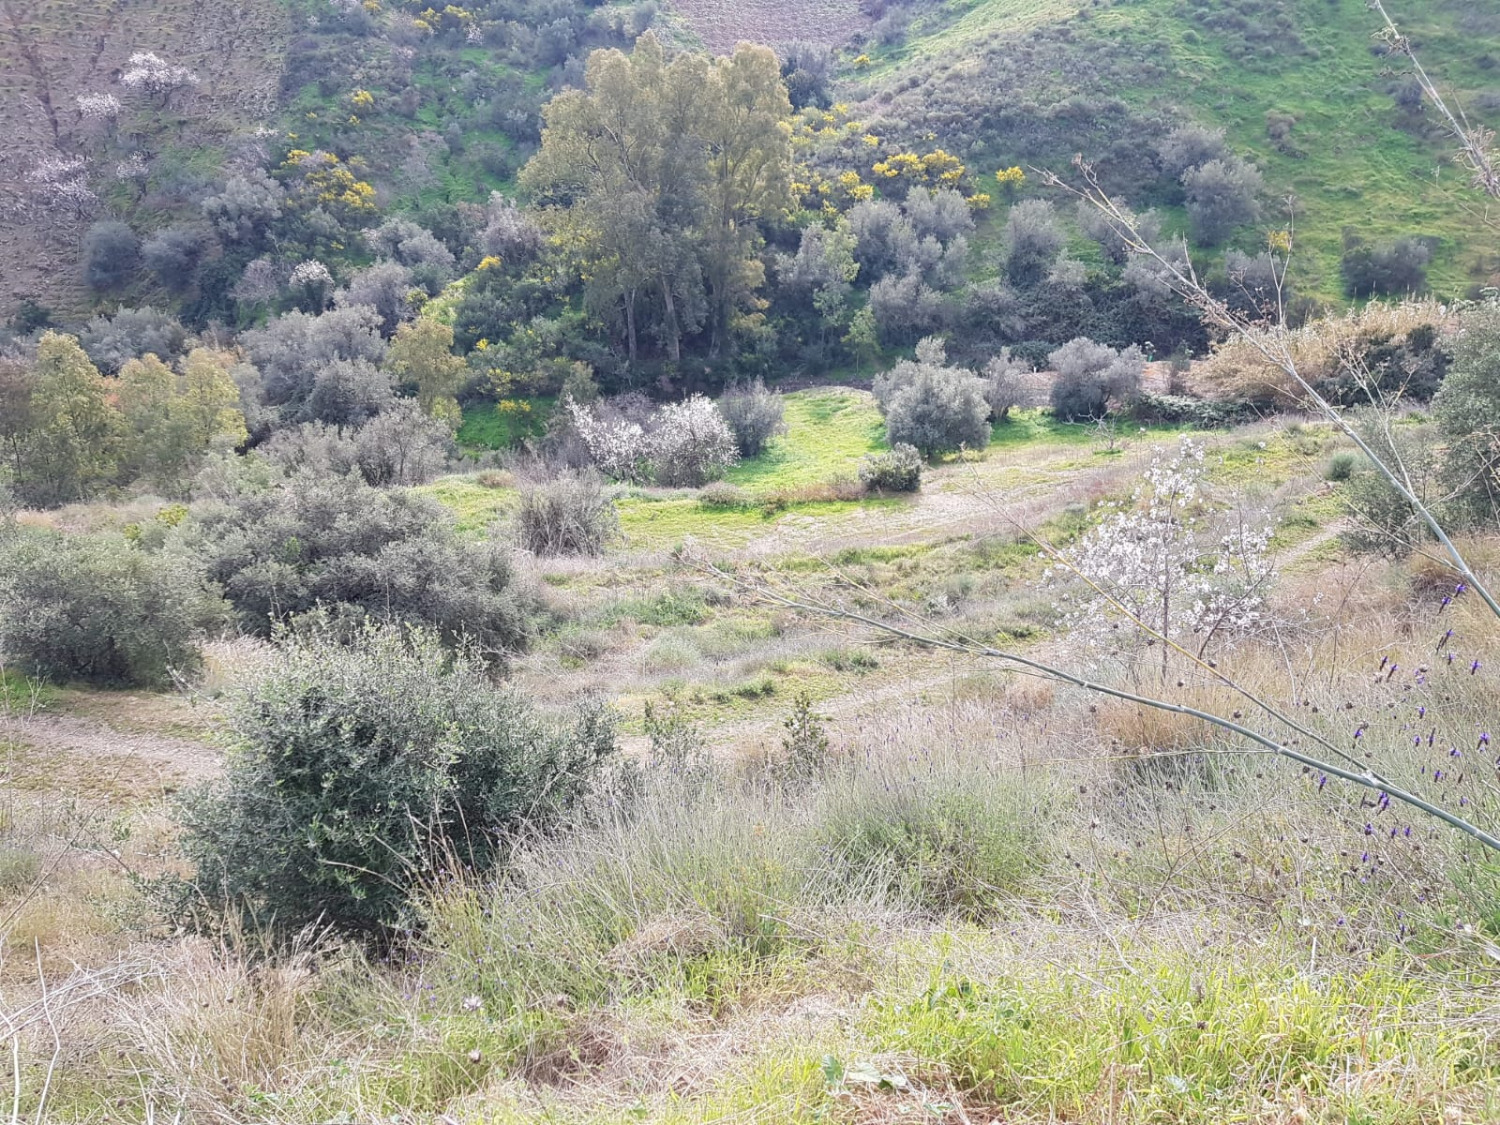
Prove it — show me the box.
[849,0,1500,298]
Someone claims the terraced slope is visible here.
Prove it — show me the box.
[669,0,869,52]
[0,0,289,315]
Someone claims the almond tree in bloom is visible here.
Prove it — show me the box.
[120,52,200,106]
[1050,436,1276,681]
[569,394,738,486]
[75,93,122,121]
[26,155,97,220]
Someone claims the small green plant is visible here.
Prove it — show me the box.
[859,443,923,492]
[1326,450,1358,481]
[780,691,831,779]
[0,844,42,892]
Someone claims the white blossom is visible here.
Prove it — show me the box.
[569,395,738,486]
[114,153,149,181]
[120,51,200,100]
[75,92,122,120]
[569,398,651,483]
[1046,436,1276,671]
[26,155,97,215]
[289,260,334,289]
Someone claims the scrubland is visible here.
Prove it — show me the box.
[3,390,1498,1124]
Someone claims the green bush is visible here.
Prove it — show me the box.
[186,473,536,656]
[717,378,787,457]
[1326,451,1357,481]
[1130,392,1254,429]
[859,443,923,492]
[1049,337,1144,421]
[176,623,618,941]
[0,531,215,688]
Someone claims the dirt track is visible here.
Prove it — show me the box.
[0,712,220,780]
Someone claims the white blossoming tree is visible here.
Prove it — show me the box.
[1050,436,1276,681]
[75,93,122,122]
[25,155,97,220]
[120,51,200,107]
[569,394,739,486]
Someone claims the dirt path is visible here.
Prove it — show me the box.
[0,712,221,780]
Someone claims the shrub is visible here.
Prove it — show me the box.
[1434,303,1500,528]
[352,399,452,486]
[185,473,535,656]
[1339,427,1440,555]
[859,443,923,492]
[1077,201,1161,264]
[334,261,417,336]
[304,358,395,428]
[0,531,214,687]
[875,338,991,457]
[242,306,387,419]
[83,221,139,290]
[698,481,752,508]
[1049,337,1145,421]
[176,623,618,940]
[1156,123,1229,179]
[868,272,944,343]
[1341,235,1432,298]
[1326,451,1357,481]
[1182,158,1262,246]
[1004,200,1064,286]
[514,469,619,556]
[1130,391,1255,429]
[78,306,189,374]
[778,691,831,780]
[982,349,1030,421]
[647,396,739,487]
[717,378,787,457]
[140,225,209,291]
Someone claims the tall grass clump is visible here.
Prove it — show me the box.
[514,469,619,556]
[420,740,1059,1019]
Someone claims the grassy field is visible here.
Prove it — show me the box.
[11,391,1500,1121]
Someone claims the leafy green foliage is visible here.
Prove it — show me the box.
[859,443,923,492]
[185,472,536,655]
[718,378,788,457]
[1049,337,1144,421]
[177,623,618,940]
[874,338,991,456]
[0,530,216,688]
[1433,303,1500,529]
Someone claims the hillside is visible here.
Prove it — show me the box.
[0,0,290,316]
[873,0,1500,296]
[667,0,1499,299]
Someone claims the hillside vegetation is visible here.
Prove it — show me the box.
[846,0,1499,296]
[5,0,1500,1121]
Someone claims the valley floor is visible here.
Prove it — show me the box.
[5,392,1499,1123]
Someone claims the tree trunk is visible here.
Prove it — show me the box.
[624,290,638,369]
[661,277,681,363]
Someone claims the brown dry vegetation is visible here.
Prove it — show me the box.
[0,0,289,314]
[668,0,869,53]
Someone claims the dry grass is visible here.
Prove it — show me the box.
[1197,299,1456,404]
[669,0,869,52]
[5,416,1500,1121]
